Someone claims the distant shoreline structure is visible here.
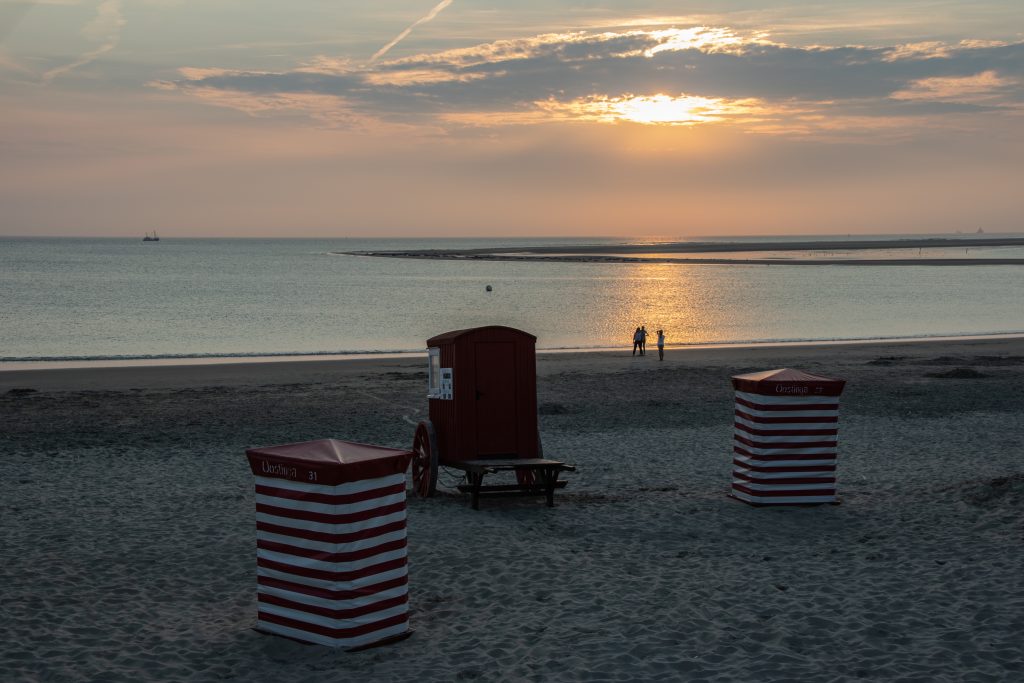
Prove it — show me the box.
[338,236,1024,266]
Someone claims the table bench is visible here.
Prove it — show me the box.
[450,458,576,509]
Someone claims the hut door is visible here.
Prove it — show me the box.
[473,341,518,456]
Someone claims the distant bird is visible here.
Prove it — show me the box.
[485,285,493,292]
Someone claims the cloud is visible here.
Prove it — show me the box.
[164,25,1024,137]
[883,39,1010,62]
[41,0,124,83]
[179,88,364,128]
[891,70,1019,103]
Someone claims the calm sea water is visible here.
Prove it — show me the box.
[2,236,1023,363]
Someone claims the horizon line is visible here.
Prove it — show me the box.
[3,230,1022,240]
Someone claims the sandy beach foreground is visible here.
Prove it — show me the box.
[2,338,1023,682]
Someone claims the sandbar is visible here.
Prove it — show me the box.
[341,236,1024,266]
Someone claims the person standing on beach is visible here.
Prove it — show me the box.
[639,326,648,356]
[657,329,665,361]
[632,327,642,356]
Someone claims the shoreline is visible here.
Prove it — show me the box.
[3,331,1023,374]
[3,333,1023,392]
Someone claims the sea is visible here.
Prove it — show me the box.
[3,235,1024,368]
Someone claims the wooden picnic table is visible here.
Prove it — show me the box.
[450,458,576,510]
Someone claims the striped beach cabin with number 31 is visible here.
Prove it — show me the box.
[730,368,846,505]
[245,439,414,649]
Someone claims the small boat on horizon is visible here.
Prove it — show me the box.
[143,231,160,242]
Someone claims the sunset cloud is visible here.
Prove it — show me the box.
[883,40,1010,62]
[165,26,1024,136]
[4,2,1024,238]
[891,71,1019,103]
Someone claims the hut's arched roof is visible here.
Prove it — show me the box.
[427,325,536,346]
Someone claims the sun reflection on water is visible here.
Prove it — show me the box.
[591,261,717,347]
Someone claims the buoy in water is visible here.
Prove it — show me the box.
[485,285,493,292]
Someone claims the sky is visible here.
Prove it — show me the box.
[1,1,1023,238]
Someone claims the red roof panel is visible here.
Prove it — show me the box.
[246,439,412,485]
[731,367,846,397]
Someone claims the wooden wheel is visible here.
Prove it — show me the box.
[411,421,439,498]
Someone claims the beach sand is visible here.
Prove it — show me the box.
[2,338,1023,681]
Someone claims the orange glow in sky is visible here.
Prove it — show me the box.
[1,3,1023,237]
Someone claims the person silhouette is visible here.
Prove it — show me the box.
[657,329,665,361]
[639,326,648,356]
[632,327,642,356]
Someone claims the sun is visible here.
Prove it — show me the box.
[537,92,760,126]
[611,94,724,125]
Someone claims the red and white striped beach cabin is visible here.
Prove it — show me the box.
[730,369,846,506]
[245,439,414,648]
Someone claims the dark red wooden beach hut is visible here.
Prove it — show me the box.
[730,368,846,506]
[411,326,574,507]
[245,439,414,649]
[425,325,540,463]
